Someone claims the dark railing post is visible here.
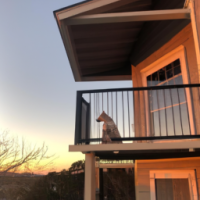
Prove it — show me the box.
[99,168,104,200]
[75,91,82,145]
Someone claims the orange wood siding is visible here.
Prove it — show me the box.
[133,23,199,85]
[136,157,200,200]
[194,0,200,49]
[132,23,200,136]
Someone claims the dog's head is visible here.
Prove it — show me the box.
[96,111,112,123]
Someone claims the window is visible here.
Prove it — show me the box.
[141,46,195,136]
[147,59,190,136]
[150,170,198,200]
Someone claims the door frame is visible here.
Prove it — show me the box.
[149,170,198,200]
[140,45,195,136]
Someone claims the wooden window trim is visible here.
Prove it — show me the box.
[141,45,195,136]
[149,170,198,200]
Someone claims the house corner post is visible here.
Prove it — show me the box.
[189,0,200,82]
[84,153,96,200]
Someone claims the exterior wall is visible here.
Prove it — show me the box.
[194,0,200,46]
[194,0,200,82]
[132,23,199,84]
[135,157,200,200]
[131,23,200,137]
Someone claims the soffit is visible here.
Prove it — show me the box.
[54,0,188,82]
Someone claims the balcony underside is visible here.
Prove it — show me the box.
[95,149,200,160]
[69,140,200,160]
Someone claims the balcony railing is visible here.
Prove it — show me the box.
[75,84,200,145]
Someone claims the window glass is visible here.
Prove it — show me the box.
[174,66,181,76]
[146,59,190,136]
[147,75,151,86]
[158,68,166,83]
[174,59,180,67]
[152,72,159,86]
[167,69,173,79]
[166,64,172,71]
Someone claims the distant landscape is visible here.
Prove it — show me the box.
[0,160,85,200]
[0,175,41,200]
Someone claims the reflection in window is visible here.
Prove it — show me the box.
[147,59,190,136]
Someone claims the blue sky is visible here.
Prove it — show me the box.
[0,0,132,171]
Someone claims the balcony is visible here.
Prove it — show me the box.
[75,84,200,146]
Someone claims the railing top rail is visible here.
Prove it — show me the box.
[77,83,200,94]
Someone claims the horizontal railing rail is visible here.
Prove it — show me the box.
[77,84,200,94]
[75,84,200,145]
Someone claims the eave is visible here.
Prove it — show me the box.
[54,0,190,82]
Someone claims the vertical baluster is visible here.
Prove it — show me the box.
[156,90,161,136]
[169,89,176,136]
[111,92,113,119]
[198,86,200,134]
[149,89,155,136]
[94,93,96,140]
[132,90,134,136]
[198,87,200,106]
[184,88,191,135]
[98,93,100,144]
[143,90,147,137]
[96,93,98,141]
[127,91,131,138]
[89,93,91,141]
[122,91,125,138]
[96,93,98,143]
[107,92,109,115]
[163,89,168,136]
[102,93,103,112]
[116,92,118,127]
[177,88,184,135]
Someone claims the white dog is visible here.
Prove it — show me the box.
[96,111,122,144]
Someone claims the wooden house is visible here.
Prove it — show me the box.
[54,0,200,199]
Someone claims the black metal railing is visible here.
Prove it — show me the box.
[74,84,200,145]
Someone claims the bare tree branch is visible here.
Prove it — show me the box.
[0,131,56,175]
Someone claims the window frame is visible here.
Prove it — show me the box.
[141,45,195,136]
[149,170,198,200]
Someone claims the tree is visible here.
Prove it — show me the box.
[0,131,55,174]
[22,162,85,200]
[69,160,85,174]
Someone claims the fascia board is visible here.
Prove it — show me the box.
[65,9,191,25]
[57,0,120,20]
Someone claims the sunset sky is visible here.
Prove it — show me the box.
[0,0,132,172]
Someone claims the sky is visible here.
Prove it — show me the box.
[0,0,132,172]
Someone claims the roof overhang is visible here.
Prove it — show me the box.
[54,0,190,82]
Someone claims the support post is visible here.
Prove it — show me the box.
[84,153,96,200]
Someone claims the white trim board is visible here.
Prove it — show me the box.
[69,140,200,152]
[57,0,120,20]
[65,9,191,25]
[150,170,198,200]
